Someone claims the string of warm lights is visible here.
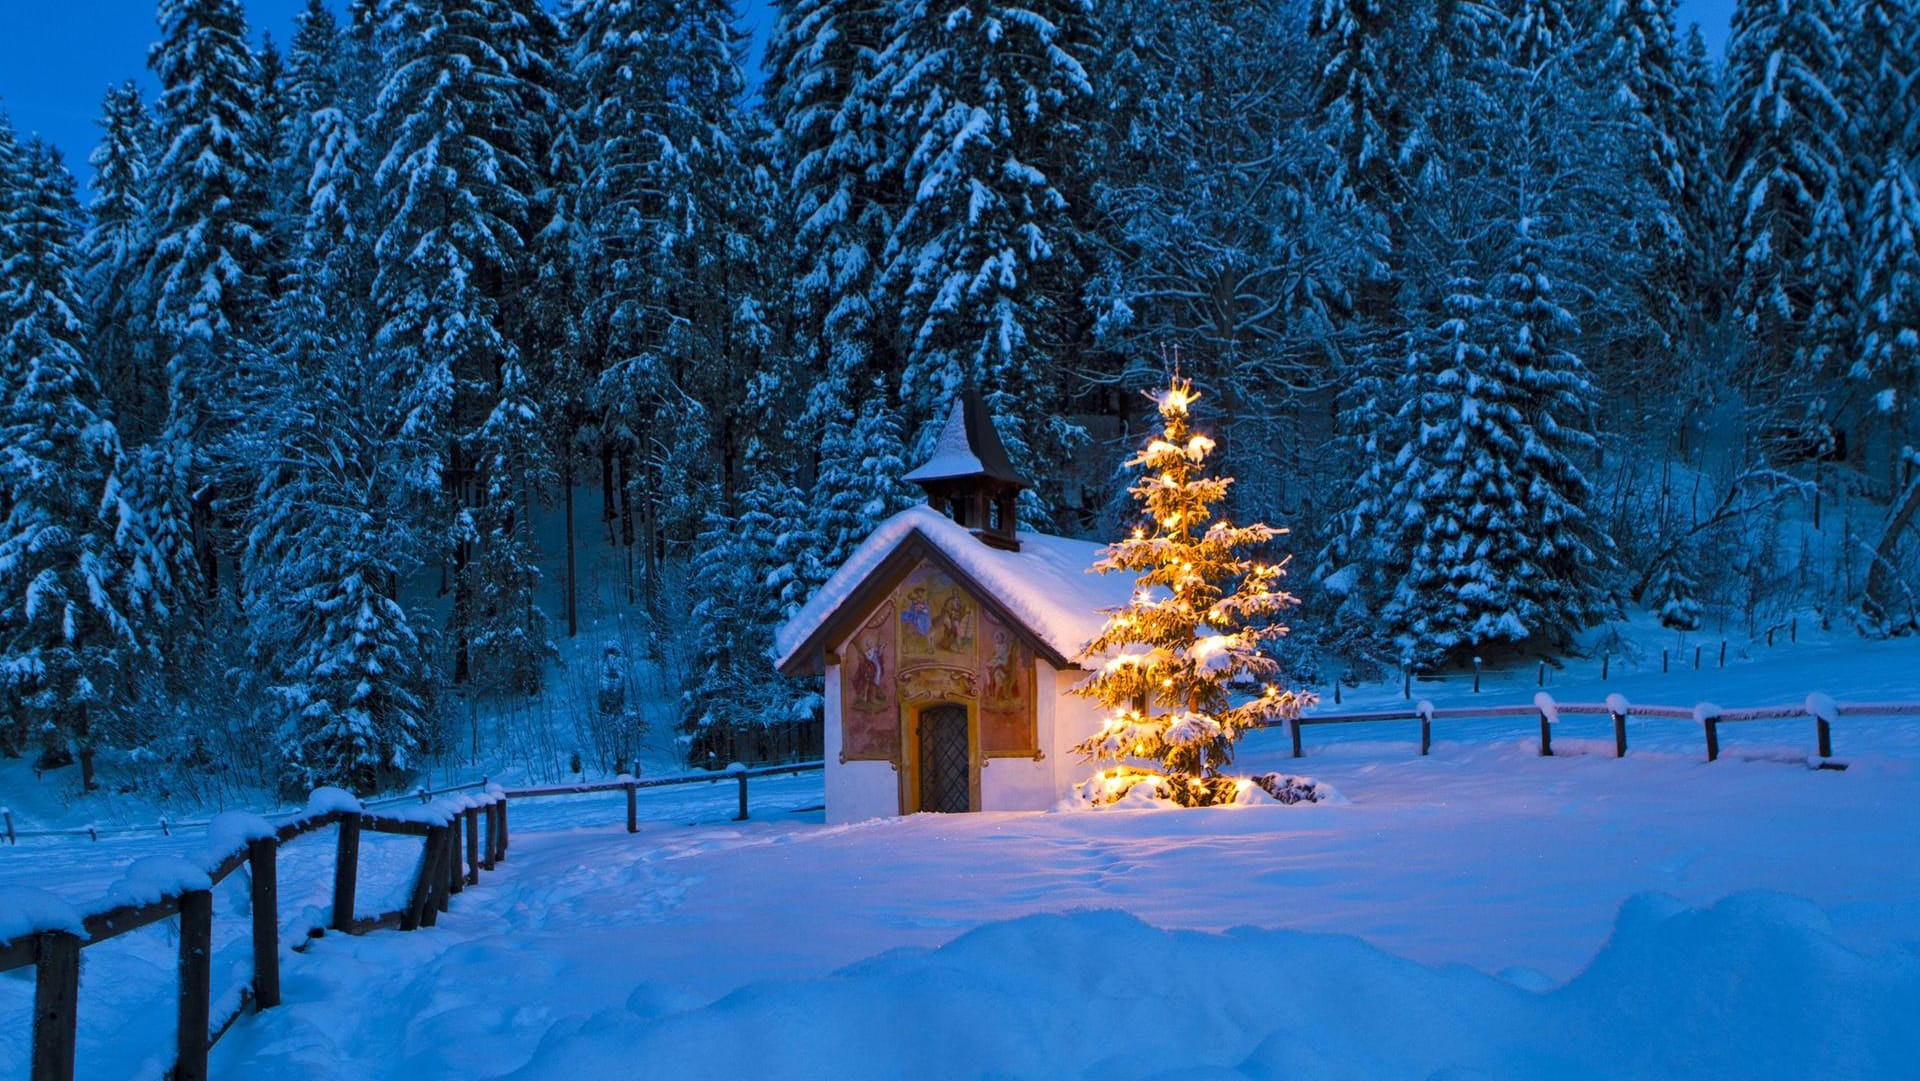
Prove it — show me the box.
[1071,375,1317,807]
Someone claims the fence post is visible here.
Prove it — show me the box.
[405,825,447,931]
[1704,719,1720,762]
[1719,641,1727,667]
[1419,715,1431,757]
[31,931,80,1081]
[497,800,509,859]
[1472,657,1482,693]
[1538,710,1553,757]
[626,781,638,834]
[1601,652,1610,681]
[247,837,280,1010]
[1791,617,1798,643]
[1662,648,1669,674]
[464,810,480,885]
[331,814,360,934]
[1693,645,1701,670]
[1816,715,1833,759]
[1611,709,1628,759]
[1402,671,1410,700]
[1288,717,1303,758]
[482,803,497,871]
[734,772,750,822]
[5,808,16,845]
[446,817,464,898]
[1537,660,1545,688]
[176,889,213,1081]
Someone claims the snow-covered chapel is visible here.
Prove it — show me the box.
[775,394,1133,823]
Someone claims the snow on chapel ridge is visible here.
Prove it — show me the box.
[776,391,1136,821]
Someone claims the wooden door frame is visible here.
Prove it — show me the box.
[899,700,982,814]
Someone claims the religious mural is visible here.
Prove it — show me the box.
[979,613,1035,755]
[841,601,899,761]
[837,560,1036,763]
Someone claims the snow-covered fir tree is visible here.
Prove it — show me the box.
[371,0,553,694]
[1086,0,1342,516]
[765,0,913,585]
[1854,155,1920,486]
[144,0,272,610]
[0,140,159,782]
[81,83,160,444]
[1721,0,1849,404]
[681,441,820,763]
[1071,377,1312,807]
[570,0,778,617]
[873,0,1096,515]
[242,357,432,795]
[1370,248,1610,667]
[1651,560,1704,632]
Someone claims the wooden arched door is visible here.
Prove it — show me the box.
[916,703,972,813]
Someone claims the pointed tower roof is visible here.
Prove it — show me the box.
[902,389,1029,489]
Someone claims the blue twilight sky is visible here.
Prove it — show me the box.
[0,0,1737,188]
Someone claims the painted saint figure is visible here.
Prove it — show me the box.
[933,590,973,653]
[985,630,1017,703]
[851,634,887,707]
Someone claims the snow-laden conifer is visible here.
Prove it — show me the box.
[0,142,160,780]
[1072,378,1312,806]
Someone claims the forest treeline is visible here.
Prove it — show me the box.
[0,0,1915,794]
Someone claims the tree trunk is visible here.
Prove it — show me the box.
[1861,471,1920,635]
[563,455,578,639]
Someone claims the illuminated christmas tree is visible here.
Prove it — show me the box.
[1073,376,1315,806]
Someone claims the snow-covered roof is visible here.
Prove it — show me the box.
[774,505,1137,675]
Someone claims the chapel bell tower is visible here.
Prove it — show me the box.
[903,390,1029,552]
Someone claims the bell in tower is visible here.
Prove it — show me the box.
[903,390,1029,551]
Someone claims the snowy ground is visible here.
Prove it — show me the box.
[5,631,1920,1078]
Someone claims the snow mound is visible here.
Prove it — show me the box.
[105,856,211,909]
[0,886,86,943]
[307,787,363,816]
[502,892,1920,1080]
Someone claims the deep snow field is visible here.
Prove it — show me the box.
[5,626,1920,1079]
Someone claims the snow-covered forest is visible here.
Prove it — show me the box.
[1,0,1917,799]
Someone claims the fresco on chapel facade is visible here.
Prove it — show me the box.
[839,562,1035,762]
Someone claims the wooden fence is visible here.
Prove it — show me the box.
[1263,697,1920,764]
[1,762,823,1080]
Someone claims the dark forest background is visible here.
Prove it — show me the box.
[0,0,1916,795]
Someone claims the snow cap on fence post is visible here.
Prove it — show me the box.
[1416,700,1436,723]
[1533,692,1559,724]
[0,886,86,944]
[307,787,364,817]
[1693,702,1722,723]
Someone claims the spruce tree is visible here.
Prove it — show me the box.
[1721,0,1848,402]
[874,0,1095,514]
[1071,378,1311,807]
[243,356,431,794]
[0,141,159,781]
[145,0,271,605]
[82,83,161,443]
[1855,155,1920,484]
[372,0,553,693]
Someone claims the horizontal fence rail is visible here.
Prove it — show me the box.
[1,761,823,1080]
[1258,695,1920,764]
